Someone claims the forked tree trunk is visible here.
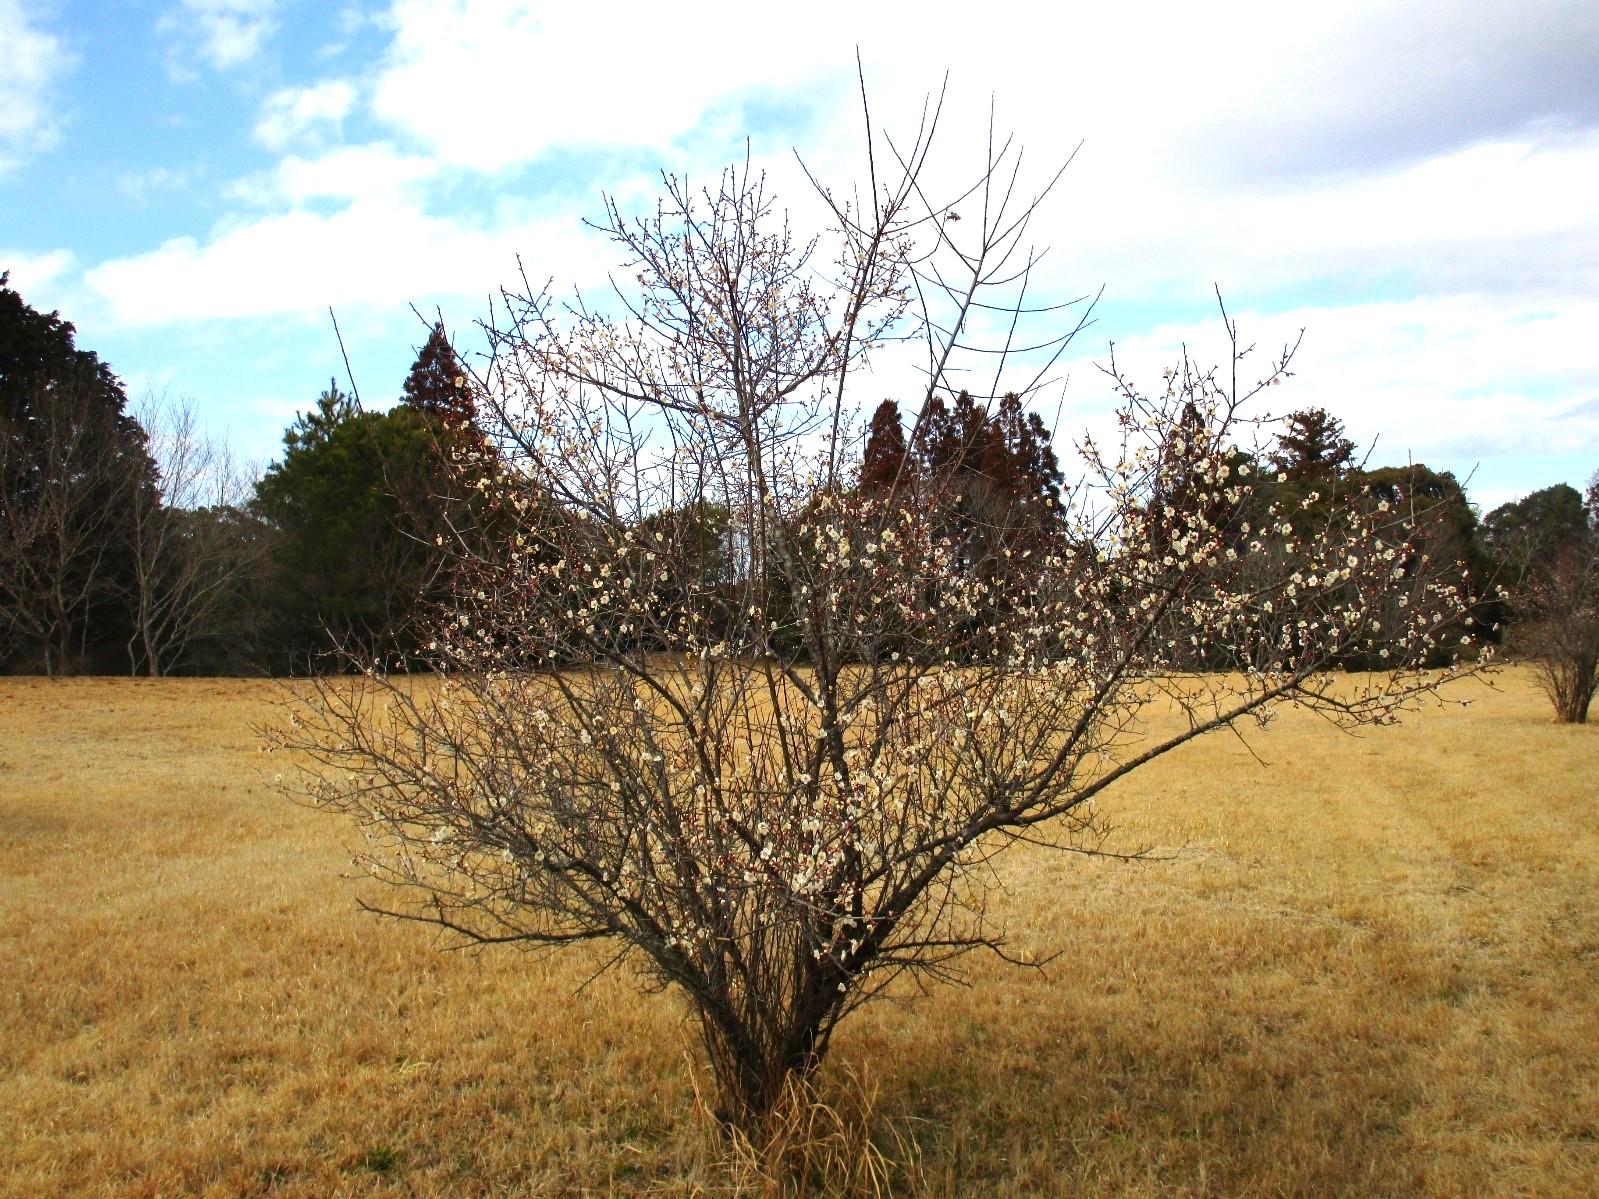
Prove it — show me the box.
[1557,663,1596,723]
[697,983,841,1138]
[1537,649,1598,724]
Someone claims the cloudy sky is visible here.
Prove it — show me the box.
[2,0,1596,510]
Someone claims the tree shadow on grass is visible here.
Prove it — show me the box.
[837,947,1443,1197]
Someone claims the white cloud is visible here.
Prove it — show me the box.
[369,0,852,170]
[355,2,1599,300]
[0,247,75,296]
[356,0,1594,182]
[82,193,600,325]
[250,144,438,203]
[47,0,1599,501]
[1177,0,1599,180]
[254,80,357,151]
[0,0,72,175]
[364,0,1210,172]
[1036,132,1599,306]
[165,0,279,70]
[1050,296,1599,499]
[116,165,194,202]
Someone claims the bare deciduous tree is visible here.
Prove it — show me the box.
[0,366,149,675]
[1517,540,1599,723]
[277,105,1484,1138]
[126,393,263,676]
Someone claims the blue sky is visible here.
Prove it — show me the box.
[3,0,1597,511]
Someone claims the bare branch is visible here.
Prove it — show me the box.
[274,97,1487,1141]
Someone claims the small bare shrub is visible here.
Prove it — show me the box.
[1519,544,1599,722]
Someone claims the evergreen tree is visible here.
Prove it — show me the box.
[911,390,1063,557]
[1482,483,1590,587]
[994,392,1064,510]
[859,399,909,494]
[395,320,496,543]
[0,273,158,673]
[1267,408,1356,484]
[252,382,444,667]
[856,391,1064,660]
[1358,462,1497,660]
[401,321,479,437]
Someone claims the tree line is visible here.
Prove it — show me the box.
[2,271,1594,717]
[1,272,479,675]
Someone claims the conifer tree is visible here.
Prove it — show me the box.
[400,321,477,433]
[0,273,158,673]
[1267,407,1356,483]
[859,399,908,494]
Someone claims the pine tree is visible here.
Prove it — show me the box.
[252,381,445,666]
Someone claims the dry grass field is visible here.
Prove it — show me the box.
[0,668,1595,1197]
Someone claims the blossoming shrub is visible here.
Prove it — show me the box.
[281,144,1483,1137]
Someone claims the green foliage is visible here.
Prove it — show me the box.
[1481,480,1598,722]
[0,274,123,416]
[1482,483,1590,588]
[353,1144,403,1174]
[1359,464,1480,545]
[0,272,159,673]
[251,382,449,666]
[1257,411,1499,663]
[1348,464,1498,661]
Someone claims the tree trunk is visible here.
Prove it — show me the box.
[696,976,841,1140]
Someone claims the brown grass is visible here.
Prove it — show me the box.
[0,669,1595,1196]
